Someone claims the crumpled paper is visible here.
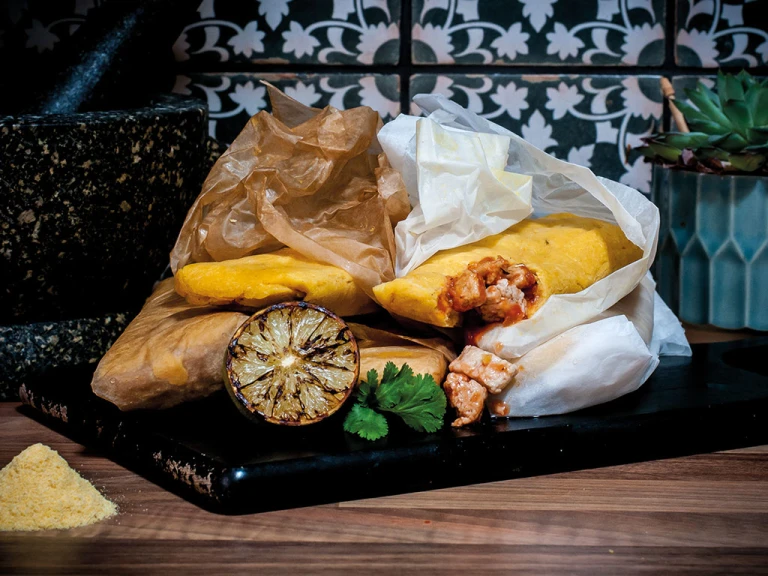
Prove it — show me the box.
[382,93,691,416]
[379,115,532,276]
[170,84,409,295]
[91,278,249,411]
[493,273,692,417]
[91,280,457,412]
[385,94,661,359]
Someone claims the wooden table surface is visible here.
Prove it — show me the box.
[1,327,767,575]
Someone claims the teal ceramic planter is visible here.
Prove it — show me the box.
[653,165,768,330]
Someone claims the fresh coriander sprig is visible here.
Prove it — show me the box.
[343,362,447,441]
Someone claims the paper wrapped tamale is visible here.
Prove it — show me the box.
[91,279,249,410]
[175,248,377,317]
[91,283,454,412]
[373,213,643,328]
[350,323,454,386]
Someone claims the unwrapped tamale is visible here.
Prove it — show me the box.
[373,213,642,328]
[174,248,377,317]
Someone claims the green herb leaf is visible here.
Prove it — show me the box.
[355,370,377,405]
[381,362,399,384]
[343,404,388,441]
[345,363,448,440]
[375,370,447,433]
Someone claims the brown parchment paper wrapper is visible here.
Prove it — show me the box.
[91,283,456,412]
[91,279,249,411]
[170,84,409,296]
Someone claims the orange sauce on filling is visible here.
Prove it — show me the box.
[445,260,540,333]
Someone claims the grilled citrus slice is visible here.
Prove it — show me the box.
[225,301,359,425]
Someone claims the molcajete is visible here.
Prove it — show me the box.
[1,94,209,323]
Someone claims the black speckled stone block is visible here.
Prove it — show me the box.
[0,94,209,323]
[0,312,132,401]
[0,94,224,401]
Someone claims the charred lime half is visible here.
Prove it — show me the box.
[225,301,360,425]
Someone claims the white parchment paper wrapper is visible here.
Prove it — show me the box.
[492,274,691,417]
[379,116,532,277]
[488,275,691,417]
[381,94,691,416]
[384,94,660,359]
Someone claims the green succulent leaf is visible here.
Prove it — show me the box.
[696,147,730,161]
[647,142,683,162]
[684,85,733,129]
[746,86,768,127]
[700,83,722,108]
[719,71,745,103]
[672,99,709,124]
[747,128,768,146]
[637,145,657,160]
[708,132,750,152]
[727,153,766,172]
[686,118,732,136]
[736,70,757,90]
[722,100,752,136]
[657,131,710,149]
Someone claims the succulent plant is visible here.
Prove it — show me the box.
[638,70,768,174]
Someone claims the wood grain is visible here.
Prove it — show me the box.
[1,402,768,574]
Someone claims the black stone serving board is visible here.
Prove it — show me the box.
[18,337,768,515]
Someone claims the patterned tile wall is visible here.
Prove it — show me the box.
[411,0,666,65]
[676,0,768,67]
[175,73,401,143]
[2,0,768,192]
[410,74,662,192]
[174,0,401,65]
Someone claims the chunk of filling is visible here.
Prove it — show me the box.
[448,345,518,395]
[443,372,487,428]
[443,345,518,427]
[445,257,537,325]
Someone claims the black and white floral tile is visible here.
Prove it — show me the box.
[174,73,400,143]
[410,74,662,193]
[174,0,401,65]
[412,0,666,65]
[676,0,768,67]
[0,0,101,55]
[2,0,401,65]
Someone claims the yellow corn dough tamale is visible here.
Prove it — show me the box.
[359,346,448,386]
[175,248,377,317]
[373,213,643,328]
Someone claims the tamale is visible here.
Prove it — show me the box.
[175,248,377,317]
[373,213,642,328]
